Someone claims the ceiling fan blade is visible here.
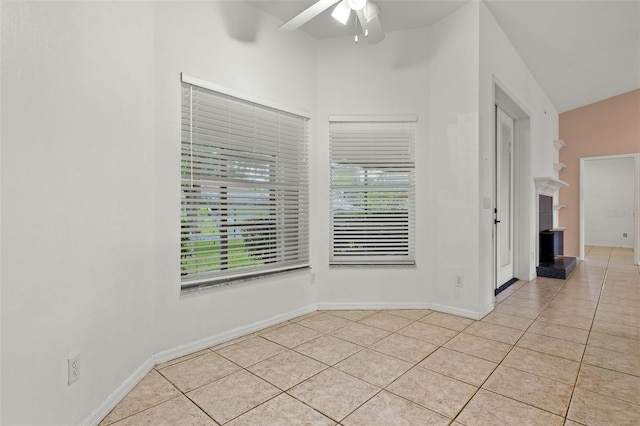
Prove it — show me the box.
[355,6,385,44]
[279,0,341,31]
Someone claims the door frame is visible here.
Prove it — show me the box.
[495,106,515,289]
[493,81,532,296]
[579,153,640,265]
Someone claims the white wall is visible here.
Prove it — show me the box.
[584,157,636,248]
[314,3,486,318]
[314,28,430,309]
[1,2,157,424]
[479,1,560,295]
[424,2,483,317]
[151,1,318,357]
[1,1,318,425]
[0,1,564,424]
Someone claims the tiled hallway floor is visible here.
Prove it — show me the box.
[101,247,640,425]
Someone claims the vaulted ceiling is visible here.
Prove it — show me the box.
[249,0,640,113]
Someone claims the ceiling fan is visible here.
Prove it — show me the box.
[279,0,385,44]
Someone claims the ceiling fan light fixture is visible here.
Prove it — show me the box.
[347,0,367,11]
[331,0,351,25]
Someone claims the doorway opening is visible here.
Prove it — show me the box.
[494,84,531,295]
[580,154,640,265]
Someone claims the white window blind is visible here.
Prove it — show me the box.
[181,77,309,289]
[329,118,416,265]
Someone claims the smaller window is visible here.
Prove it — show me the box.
[329,116,417,265]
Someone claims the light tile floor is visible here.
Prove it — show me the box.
[101,247,640,425]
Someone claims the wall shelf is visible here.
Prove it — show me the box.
[554,162,566,171]
[554,139,566,150]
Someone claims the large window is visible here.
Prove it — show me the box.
[329,116,416,265]
[180,75,309,289]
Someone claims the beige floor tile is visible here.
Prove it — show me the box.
[247,350,327,390]
[582,345,640,376]
[358,312,414,332]
[455,389,564,426]
[342,390,449,426]
[501,347,580,385]
[384,309,432,320]
[492,303,541,320]
[576,364,640,406]
[463,321,524,345]
[154,349,211,369]
[528,321,590,344]
[418,347,497,387]
[330,322,390,347]
[536,310,593,331]
[101,370,181,425]
[591,318,640,340]
[335,349,412,388]
[396,321,458,346]
[568,388,640,426]
[259,323,322,348]
[226,393,334,426]
[294,335,363,365]
[499,297,550,312]
[482,365,573,416]
[216,336,286,368]
[298,312,353,333]
[480,311,533,331]
[387,367,477,418]
[587,331,640,355]
[158,352,240,392]
[107,395,214,426]
[516,332,585,362]
[325,310,377,321]
[419,311,475,331]
[443,333,512,363]
[291,311,322,322]
[594,309,639,327]
[289,368,379,422]
[369,333,437,364]
[186,370,280,424]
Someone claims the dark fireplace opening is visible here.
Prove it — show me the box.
[537,194,576,279]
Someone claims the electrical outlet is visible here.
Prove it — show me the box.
[623,233,628,238]
[68,353,80,385]
[455,276,464,288]
[310,273,316,285]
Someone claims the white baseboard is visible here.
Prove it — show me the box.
[81,358,155,426]
[153,304,317,366]
[84,304,317,426]
[428,302,493,320]
[317,302,431,311]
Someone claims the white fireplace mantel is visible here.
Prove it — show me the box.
[534,177,568,196]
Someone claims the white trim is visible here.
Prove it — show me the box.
[180,73,310,119]
[328,114,418,122]
[81,358,155,426]
[429,302,494,321]
[533,177,568,196]
[317,302,430,311]
[153,304,317,366]
[580,153,639,264]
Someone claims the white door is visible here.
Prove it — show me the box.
[496,107,515,289]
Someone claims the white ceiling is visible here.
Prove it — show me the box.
[248,0,640,113]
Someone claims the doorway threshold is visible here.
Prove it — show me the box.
[495,277,519,296]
